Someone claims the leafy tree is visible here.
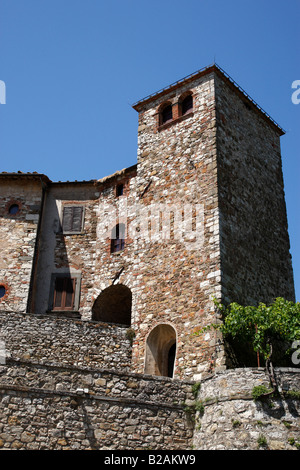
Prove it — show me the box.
[213,297,300,362]
[197,297,300,392]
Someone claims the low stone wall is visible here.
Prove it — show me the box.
[0,312,195,450]
[1,313,300,450]
[193,368,300,450]
[0,359,192,406]
[0,312,132,370]
[0,361,194,450]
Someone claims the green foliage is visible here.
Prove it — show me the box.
[285,389,300,400]
[191,382,201,398]
[288,437,300,449]
[126,327,136,345]
[197,297,300,362]
[252,385,273,401]
[232,419,241,427]
[257,434,268,448]
[194,401,204,414]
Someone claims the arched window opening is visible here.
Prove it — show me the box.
[144,324,177,378]
[181,94,193,115]
[8,204,20,215]
[111,223,125,253]
[92,284,132,326]
[160,103,173,125]
[0,285,6,299]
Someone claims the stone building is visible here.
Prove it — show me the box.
[0,64,299,451]
[0,64,295,383]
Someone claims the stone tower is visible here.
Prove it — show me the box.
[130,64,295,380]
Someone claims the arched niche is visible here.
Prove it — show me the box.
[179,92,193,116]
[144,324,177,378]
[158,101,173,126]
[92,284,132,326]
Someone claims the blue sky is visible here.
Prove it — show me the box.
[0,0,299,300]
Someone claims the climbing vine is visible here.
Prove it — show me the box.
[195,297,300,394]
[219,298,299,359]
[196,297,300,365]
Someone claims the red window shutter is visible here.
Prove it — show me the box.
[64,278,75,309]
[53,277,76,310]
[53,277,64,308]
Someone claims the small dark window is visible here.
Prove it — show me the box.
[116,183,124,197]
[0,285,6,299]
[53,277,76,310]
[161,104,173,125]
[181,94,193,115]
[8,204,20,215]
[62,206,83,233]
[111,223,125,253]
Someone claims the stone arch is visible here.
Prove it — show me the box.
[91,283,132,326]
[158,101,173,126]
[144,323,177,378]
[179,91,193,116]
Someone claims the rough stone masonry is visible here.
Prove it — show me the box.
[0,64,295,380]
[0,64,297,450]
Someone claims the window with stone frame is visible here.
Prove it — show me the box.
[49,273,81,312]
[180,93,193,115]
[53,277,75,310]
[62,205,84,233]
[159,102,173,126]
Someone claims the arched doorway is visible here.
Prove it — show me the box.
[92,284,132,326]
[144,324,177,378]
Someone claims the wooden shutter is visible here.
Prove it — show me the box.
[72,206,83,232]
[53,277,64,309]
[62,206,83,232]
[64,277,75,309]
[53,277,76,310]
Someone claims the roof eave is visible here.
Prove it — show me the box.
[132,63,285,136]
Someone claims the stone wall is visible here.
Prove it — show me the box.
[193,368,300,450]
[0,176,46,313]
[32,166,138,321]
[215,72,295,306]
[0,361,194,450]
[0,65,295,384]
[132,72,223,380]
[0,312,132,370]
[1,359,299,450]
[0,313,299,450]
[0,311,195,450]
